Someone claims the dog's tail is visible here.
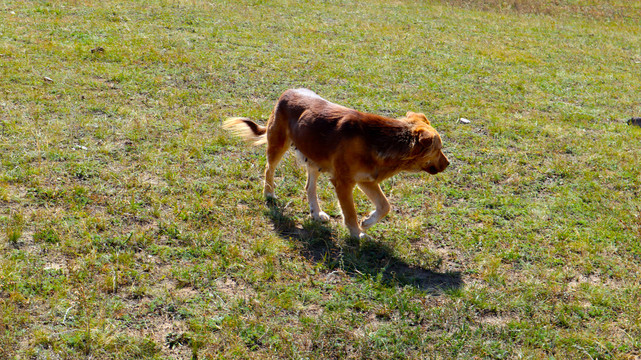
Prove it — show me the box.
[223,117,267,145]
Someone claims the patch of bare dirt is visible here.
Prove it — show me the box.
[215,277,257,300]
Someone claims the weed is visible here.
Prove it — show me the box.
[5,211,25,245]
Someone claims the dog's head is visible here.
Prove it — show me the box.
[406,112,450,175]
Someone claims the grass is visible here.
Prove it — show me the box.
[1,0,640,358]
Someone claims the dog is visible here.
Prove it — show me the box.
[224,88,449,239]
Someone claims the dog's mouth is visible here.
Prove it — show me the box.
[425,165,440,175]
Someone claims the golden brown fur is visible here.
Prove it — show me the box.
[224,88,449,238]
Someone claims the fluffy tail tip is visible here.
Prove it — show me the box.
[222,117,266,145]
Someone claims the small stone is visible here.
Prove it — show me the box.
[459,118,471,124]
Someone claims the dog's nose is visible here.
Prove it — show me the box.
[441,153,450,169]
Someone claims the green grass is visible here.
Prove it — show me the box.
[1,0,640,358]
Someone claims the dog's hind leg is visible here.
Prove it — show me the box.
[357,182,390,230]
[264,141,290,199]
[263,114,290,199]
[306,166,330,222]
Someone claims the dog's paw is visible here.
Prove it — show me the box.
[348,229,370,240]
[264,194,279,207]
[361,218,376,229]
[312,211,330,222]
[361,211,381,229]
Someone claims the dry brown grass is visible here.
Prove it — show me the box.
[442,0,638,20]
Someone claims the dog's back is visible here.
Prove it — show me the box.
[274,89,418,164]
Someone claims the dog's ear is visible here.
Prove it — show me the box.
[417,129,441,151]
[406,111,431,125]
[418,129,433,149]
[416,113,430,125]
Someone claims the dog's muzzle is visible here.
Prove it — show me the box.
[424,154,449,174]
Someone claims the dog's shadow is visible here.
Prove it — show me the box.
[265,200,463,294]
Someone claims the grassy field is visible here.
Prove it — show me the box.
[1,0,640,358]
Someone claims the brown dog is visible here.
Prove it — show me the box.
[224,88,449,239]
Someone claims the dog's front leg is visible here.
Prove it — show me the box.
[357,182,390,230]
[306,166,330,222]
[332,178,366,239]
